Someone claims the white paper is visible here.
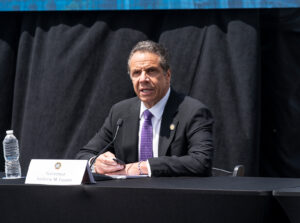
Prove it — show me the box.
[107,174,149,179]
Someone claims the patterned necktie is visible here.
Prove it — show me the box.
[140,110,153,161]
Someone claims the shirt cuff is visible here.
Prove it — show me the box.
[146,160,152,177]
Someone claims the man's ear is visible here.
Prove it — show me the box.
[166,69,171,80]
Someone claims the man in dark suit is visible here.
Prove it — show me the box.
[76,40,213,177]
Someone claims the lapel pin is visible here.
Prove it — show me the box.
[170,124,175,131]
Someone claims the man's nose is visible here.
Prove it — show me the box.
[139,71,148,82]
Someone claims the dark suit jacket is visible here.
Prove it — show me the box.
[76,89,214,177]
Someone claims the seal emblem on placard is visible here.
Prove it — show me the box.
[55,162,62,170]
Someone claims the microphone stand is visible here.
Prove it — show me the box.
[89,119,123,168]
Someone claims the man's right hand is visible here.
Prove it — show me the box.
[94,151,125,174]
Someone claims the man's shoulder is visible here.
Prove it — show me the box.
[171,90,209,111]
[171,92,213,122]
[111,96,139,110]
[182,95,208,109]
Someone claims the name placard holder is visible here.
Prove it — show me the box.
[25,159,95,185]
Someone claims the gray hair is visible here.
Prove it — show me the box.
[127,40,170,74]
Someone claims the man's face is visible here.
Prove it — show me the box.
[129,51,171,108]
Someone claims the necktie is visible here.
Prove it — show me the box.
[140,110,153,161]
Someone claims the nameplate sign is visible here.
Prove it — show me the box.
[25,159,95,185]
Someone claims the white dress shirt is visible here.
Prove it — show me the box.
[139,88,170,176]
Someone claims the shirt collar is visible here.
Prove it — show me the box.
[140,87,171,119]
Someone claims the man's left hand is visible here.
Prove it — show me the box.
[108,161,148,176]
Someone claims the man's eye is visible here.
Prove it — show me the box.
[147,69,156,75]
[132,71,140,77]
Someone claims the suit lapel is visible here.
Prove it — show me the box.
[158,89,182,156]
[121,98,140,162]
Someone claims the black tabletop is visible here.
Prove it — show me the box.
[0,175,297,223]
[92,176,300,193]
[273,186,300,223]
[2,174,300,195]
[273,186,300,196]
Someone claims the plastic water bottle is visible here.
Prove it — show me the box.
[3,130,21,178]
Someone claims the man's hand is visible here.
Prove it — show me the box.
[108,161,149,176]
[94,151,125,174]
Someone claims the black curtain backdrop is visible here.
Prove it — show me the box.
[261,9,300,177]
[0,9,299,177]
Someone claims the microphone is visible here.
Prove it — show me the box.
[89,118,123,168]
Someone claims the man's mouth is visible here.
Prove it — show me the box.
[140,88,154,95]
[141,89,152,92]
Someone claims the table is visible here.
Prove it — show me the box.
[273,186,300,223]
[1,176,300,223]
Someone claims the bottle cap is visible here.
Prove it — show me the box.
[6,130,13,134]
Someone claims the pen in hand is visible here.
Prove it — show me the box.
[113,157,125,165]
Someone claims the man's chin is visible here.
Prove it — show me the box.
[139,95,152,102]
[139,98,155,108]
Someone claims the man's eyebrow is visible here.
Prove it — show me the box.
[131,65,158,73]
[131,68,140,72]
[145,66,159,70]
